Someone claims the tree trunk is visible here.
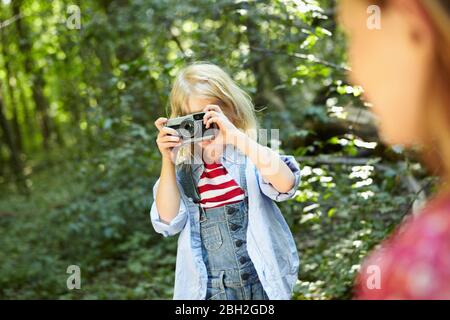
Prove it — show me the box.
[17,73,34,149]
[0,84,26,192]
[12,0,53,150]
[32,68,52,150]
[0,140,5,177]
[0,28,23,153]
[242,2,296,133]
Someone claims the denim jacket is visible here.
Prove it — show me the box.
[150,145,301,299]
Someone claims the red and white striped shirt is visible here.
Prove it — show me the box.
[198,162,245,209]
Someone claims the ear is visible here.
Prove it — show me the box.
[391,0,436,46]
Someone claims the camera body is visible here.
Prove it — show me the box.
[165,112,217,144]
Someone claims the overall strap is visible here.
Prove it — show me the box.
[238,156,248,197]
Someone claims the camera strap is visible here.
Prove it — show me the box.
[177,163,200,202]
[177,163,206,221]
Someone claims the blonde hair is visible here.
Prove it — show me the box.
[169,62,258,136]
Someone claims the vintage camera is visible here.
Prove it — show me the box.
[165,112,217,144]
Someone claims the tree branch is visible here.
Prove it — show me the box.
[250,46,350,72]
[0,13,24,30]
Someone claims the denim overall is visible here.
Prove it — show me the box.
[178,159,269,300]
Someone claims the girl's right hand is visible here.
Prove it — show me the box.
[155,117,182,161]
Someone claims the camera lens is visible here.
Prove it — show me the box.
[179,119,195,138]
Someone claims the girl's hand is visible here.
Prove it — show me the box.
[155,117,182,161]
[203,105,242,146]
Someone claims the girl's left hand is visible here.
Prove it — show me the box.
[203,104,242,145]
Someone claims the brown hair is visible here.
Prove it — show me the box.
[370,0,450,186]
[419,0,450,186]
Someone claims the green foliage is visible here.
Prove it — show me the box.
[286,160,415,299]
[0,133,178,299]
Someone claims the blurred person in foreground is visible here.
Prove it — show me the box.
[339,0,450,299]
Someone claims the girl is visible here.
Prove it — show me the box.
[339,0,450,298]
[150,62,301,300]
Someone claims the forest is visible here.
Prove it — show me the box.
[0,0,434,299]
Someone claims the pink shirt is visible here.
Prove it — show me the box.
[355,193,450,299]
